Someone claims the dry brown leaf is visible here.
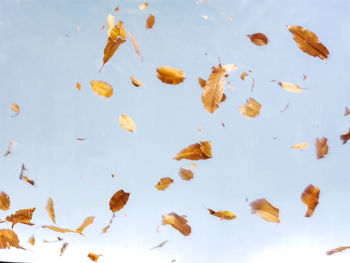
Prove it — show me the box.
[340,129,350,144]
[88,252,102,262]
[155,177,174,191]
[146,14,155,29]
[101,214,115,234]
[301,184,320,217]
[327,246,350,255]
[287,25,329,60]
[46,198,56,224]
[278,81,302,93]
[208,209,236,220]
[0,192,10,211]
[130,76,144,87]
[188,163,197,168]
[60,242,68,256]
[202,63,226,113]
[156,66,185,85]
[28,235,35,246]
[114,6,119,12]
[42,225,75,234]
[90,81,113,98]
[10,104,20,116]
[173,141,212,160]
[239,98,261,118]
[150,240,168,250]
[6,208,36,228]
[345,107,350,116]
[139,3,148,10]
[247,33,269,46]
[198,77,206,88]
[240,72,248,80]
[109,190,130,213]
[118,114,136,132]
[128,32,143,61]
[4,140,15,157]
[75,216,95,235]
[0,229,24,249]
[76,82,81,90]
[179,168,193,181]
[315,137,328,159]
[291,142,309,150]
[250,199,280,223]
[162,212,191,236]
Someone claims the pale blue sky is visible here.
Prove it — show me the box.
[1,0,350,262]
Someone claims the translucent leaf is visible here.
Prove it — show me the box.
[90,81,113,98]
[239,98,261,118]
[161,212,191,236]
[250,199,280,223]
[46,197,56,224]
[278,81,302,93]
[118,114,136,132]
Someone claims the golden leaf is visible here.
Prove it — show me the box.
[28,235,35,246]
[278,81,302,93]
[6,208,36,227]
[188,163,197,168]
[240,72,248,80]
[146,14,155,29]
[75,216,95,235]
[327,246,350,255]
[162,212,191,236]
[340,129,350,144]
[198,77,206,88]
[90,81,113,98]
[173,141,212,160]
[60,242,68,256]
[88,252,102,262]
[19,164,35,186]
[239,98,261,118]
[139,3,148,10]
[287,25,329,60]
[155,177,174,191]
[0,229,24,249]
[10,104,20,116]
[76,82,81,90]
[345,107,350,116]
[150,240,168,250]
[0,192,10,211]
[208,209,236,220]
[291,142,309,149]
[247,33,269,46]
[156,66,185,85]
[179,168,193,181]
[250,199,280,223]
[46,197,56,224]
[315,137,328,159]
[42,225,75,234]
[128,32,143,61]
[109,190,130,213]
[118,114,136,132]
[201,63,226,113]
[100,38,126,72]
[130,76,144,87]
[301,184,320,217]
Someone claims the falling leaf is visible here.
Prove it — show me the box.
[239,98,261,118]
[247,33,269,46]
[101,214,115,234]
[109,190,130,213]
[4,140,15,157]
[174,141,212,160]
[150,240,168,250]
[130,76,144,87]
[19,164,35,186]
[198,77,206,88]
[208,209,236,220]
[106,14,115,37]
[188,163,197,168]
[278,81,302,93]
[101,25,105,31]
[0,229,24,249]
[201,63,226,113]
[162,212,191,236]
[88,253,102,262]
[201,15,210,20]
[240,72,248,80]
[303,74,308,80]
[42,225,75,234]
[46,198,56,224]
[221,122,225,127]
[315,137,328,159]
[287,25,329,60]
[179,168,194,181]
[198,125,202,132]
[90,81,113,98]
[77,138,87,141]
[75,216,95,235]
[118,114,136,132]
[10,104,20,117]
[340,129,350,144]
[0,192,10,211]
[250,199,280,223]
[326,246,350,255]
[43,237,63,243]
[291,142,309,149]
[146,14,155,29]
[345,107,350,116]
[76,82,81,90]
[28,235,35,246]
[60,242,68,256]
[301,184,320,217]
[227,17,233,21]
[139,3,148,10]
[156,66,185,85]
[155,177,174,191]
[114,6,119,12]
[6,208,36,228]
[128,32,143,61]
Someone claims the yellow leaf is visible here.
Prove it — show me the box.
[115,21,127,40]
[128,32,143,61]
[162,212,191,236]
[0,192,10,211]
[118,114,136,132]
[156,66,185,85]
[291,142,309,149]
[130,76,144,87]
[76,82,81,90]
[239,98,261,118]
[109,190,130,213]
[114,6,119,12]
[240,72,248,80]
[75,216,95,235]
[46,198,56,224]
[200,141,212,158]
[90,81,113,98]
[139,3,148,10]
[146,14,155,29]
[179,168,193,181]
[250,199,280,223]
[6,208,36,228]
[88,252,102,262]
[0,229,24,249]
[208,209,236,220]
[201,63,226,113]
[188,163,197,168]
[100,38,126,72]
[278,81,302,93]
[327,246,350,255]
[10,104,20,115]
[60,242,68,256]
[42,225,75,234]
[301,184,320,217]
[315,137,328,159]
[155,177,174,191]
[106,14,115,37]
[287,25,329,60]
[198,77,206,88]
[174,141,212,161]
[28,235,35,246]
[247,33,269,46]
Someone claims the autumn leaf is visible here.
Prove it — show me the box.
[109,190,130,213]
[240,72,248,80]
[208,209,236,220]
[76,82,81,90]
[10,103,20,117]
[239,98,261,118]
[179,168,194,181]
[340,129,350,144]
[247,33,269,46]
[114,6,119,12]
[26,235,35,246]
[4,140,15,157]
[327,246,350,255]
[198,77,206,88]
[188,163,197,168]
[201,63,226,113]
[0,229,24,249]
[146,14,155,29]
[101,214,115,234]
[106,14,115,37]
[150,240,168,250]
[90,81,113,98]
[223,64,237,74]
[162,212,191,236]
[42,225,75,234]
[155,177,174,191]
[291,142,309,150]
[130,76,144,87]
[345,107,350,116]
[174,141,212,160]
[6,208,36,228]
[156,66,185,85]
[287,25,329,60]
[60,242,68,256]
[128,32,143,61]
[139,3,148,10]
[278,81,302,93]
[88,252,102,262]
[250,199,280,223]
[301,184,320,217]
[75,216,95,235]
[315,137,328,159]
[118,114,136,132]
[46,197,56,224]
[0,192,10,211]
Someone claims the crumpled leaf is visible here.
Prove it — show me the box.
[4,140,15,157]
[179,168,193,181]
[291,142,309,149]
[340,129,350,144]
[19,164,35,186]
[156,66,185,85]
[0,229,24,249]
[239,98,261,118]
[128,32,143,61]
[60,242,68,256]
[88,252,102,262]
[250,199,280,223]
[150,240,168,250]
[240,72,248,80]
[90,81,113,98]
[208,209,236,220]
[162,212,191,236]
[130,76,144,87]
[76,82,81,90]
[278,81,302,93]
[6,208,36,228]
[28,235,35,246]
[174,141,212,161]
[139,3,148,10]
[146,14,155,29]
[0,192,10,211]
[155,177,173,191]
[315,137,328,159]
[247,33,269,46]
[301,184,320,217]
[10,104,20,116]
[75,216,95,235]
[287,25,329,60]
[327,246,350,255]
[109,190,130,213]
[46,197,56,224]
[201,63,226,113]
[118,114,136,132]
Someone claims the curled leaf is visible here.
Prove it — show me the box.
[301,184,320,217]
[327,246,350,255]
[90,81,113,98]
[174,141,212,161]
[0,192,10,211]
[278,81,302,93]
[88,252,102,262]
[60,242,68,256]
[208,209,236,220]
[109,190,130,213]
[155,177,174,191]
[247,33,269,46]
[340,129,350,144]
[146,14,155,29]
[239,98,261,118]
[0,229,24,249]
[75,216,95,235]
[130,76,144,87]
[6,208,36,227]
[46,197,56,224]
[315,137,328,159]
[179,168,194,181]
[128,32,143,61]
[156,66,185,85]
[118,114,136,132]
[162,212,191,236]
[250,199,280,223]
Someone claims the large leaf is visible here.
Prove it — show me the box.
[250,199,280,223]
[301,184,320,217]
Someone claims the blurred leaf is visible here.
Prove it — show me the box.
[239,98,261,118]
[60,242,68,256]
[162,212,191,236]
[345,107,350,116]
[109,190,130,213]
[301,184,320,217]
[340,129,350,144]
[315,137,328,159]
[114,6,119,12]
[28,235,35,246]
[179,168,193,181]
[76,82,81,90]
[42,225,75,234]
[88,252,102,262]
[278,81,302,93]
[90,81,113,98]
[150,240,168,250]
[106,14,115,37]
[128,32,143,61]
[139,3,148,10]
[46,198,56,224]
[247,33,268,46]
[291,142,308,149]
[146,14,155,29]
[6,208,36,228]
[208,209,236,220]
[240,72,248,80]
[75,216,95,235]
[174,141,212,160]
[327,246,350,255]
[188,163,197,168]
[250,199,280,223]
[118,114,136,132]
[0,192,10,211]
[10,104,20,116]
[156,66,185,85]
[130,76,144,87]
[4,140,15,157]
[155,177,174,191]
[0,229,24,249]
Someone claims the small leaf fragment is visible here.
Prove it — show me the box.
[128,32,143,61]
[28,235,35,246]
[75,216,95,235]
[161,212,191,236]
[150,240,168,250]
[198,77,206,88]
[109,190,130,213]
[240,72,248,80]
[155,177,174,191]
[106,15,115,37]
[4,140,15,157]
[0,192,10,211]
[156,66,185,85]
[146,14,155,29]
[239,98,261,118]
[179,168,193,181]
[291,142,309,149]
[46,197,56,224]
[247,33,269,46]
[174,141,212,160]
[250,199,280,223]
[88,252,102,262]
[327,246,350,255]
[10,104,20,116]
[76,82,81,90]
[114,6,119,12]
[0,229,24,249]
[208,209,236,220]
[6,208,36,228]
[278,81,302,93]
[340,129,350,144]
[139,3,148,10]
[130,76,144,87]
[188,163,197,168]
[301,184,320,217]
[60,242,68,256]
[118,114,136,132]
[315,137,328,159]
[344,107,350,116]
[90,81,113,98]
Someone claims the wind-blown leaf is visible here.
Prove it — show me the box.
[178,168,193,181]
[208,209,236,220]
[28,235,35,246]
[327,246,350,255]
[139,3,148,10]
[239,98,261,118]
[155,177,173,191]
[88,252,102,262]
[42,225,75,234]
[150,240,168,250]
[109,190,130,213]
[278,81,302,93]
[162,212,191,236]
[247,33,268,46]
[130,76,144,87]
[156,66,185,85]
[340,129,350,144]
[250,199,280,223]
[128,32,143,61]
[106,14,115,37]
[6,208,36,228]
[0,229,24,249]
[46,198,56,224]
[174,141,212,160]
[0,192,10,211]
[146,14,155,29]
[75,216,95,235]
[90,81,113,98]
[118,114,136,132]
[10,104,20,116]
[60,242,68,256]
[301,184,320,217]
[291,142,308,149]
[315,137,328,159]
